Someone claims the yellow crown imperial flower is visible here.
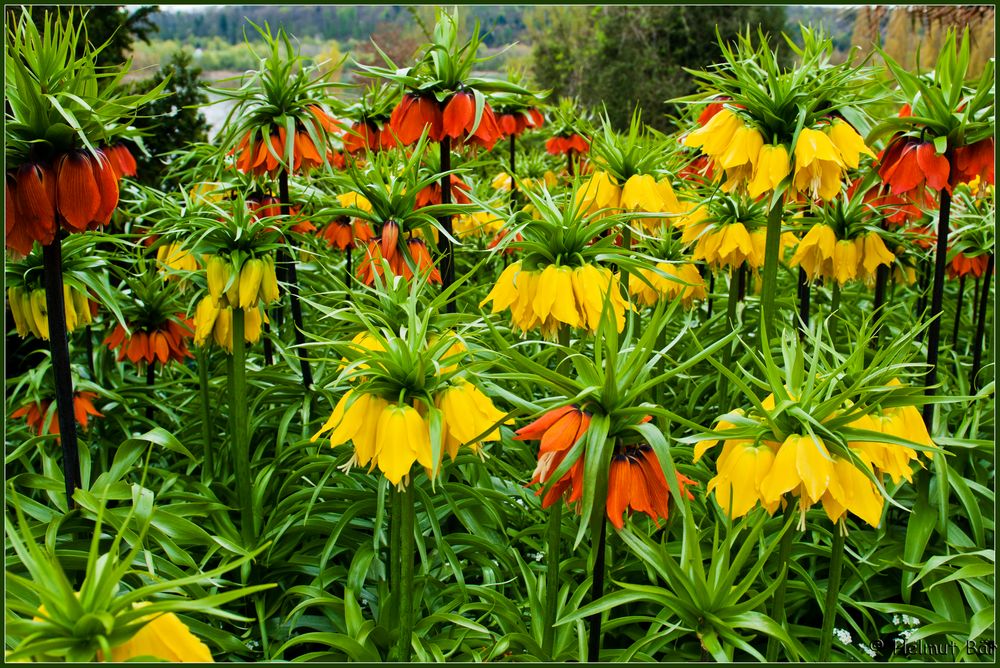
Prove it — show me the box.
[574,170,621,217]
[747,144,791,198]
[106,605,214,663]
[683,107,744,157]
[259,255,280,303]
[789,223,838,280]
[436,378,509,460]
[374,404,433,486]
[826,119,875,170]
[481,261,631,336]
[156,242,200,277]
[8,286,92,340]
[312,389,388,471]
[759,433,835,511]
[337,191,373,212]
[792,128,847,201]
[820,453,884,528]
[206,256,230,303]
[718,124,764,170]
[694,416,782,519]
[630,262,707,307]
[238,259,265,309]
[832,239,859,284]
[193,297,265,352]
[860,233,896,278]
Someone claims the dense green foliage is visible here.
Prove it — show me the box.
[130,50,211,190]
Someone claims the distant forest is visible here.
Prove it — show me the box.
[151,5,531,47]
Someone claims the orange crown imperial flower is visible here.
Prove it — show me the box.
[12,392,103,437]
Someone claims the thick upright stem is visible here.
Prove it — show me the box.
[566,149,575,178]
[706,272,715,319]
[587,516,608,662]
[42,239,81,502]
[542,502,562,659]
[509,134,517,200]
[438,138,455,311]
[145,361,156,421]
[723,270,741,374]
[952,274,966,347]
[84,324,96,378]
[970,253,993,391]
[829,282,841,340]
[922,189,952,427]
[397,483,416,663]
[766,503,797,661]
[197,346,214,479]
[230,309,254,544]
[279,170,313,389]
[389,488,403,627]
[262,322,273,366]
[971,276,981,331]
[819,526,847,661]
[759,198,785,343]
[872,263,889,347]
[797,268,811,338]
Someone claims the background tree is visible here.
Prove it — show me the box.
[862,6,994,76]
[14,4,160,68]
[527,5,787,132]
[130,50,210,190]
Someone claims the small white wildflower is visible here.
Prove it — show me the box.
[529,551,543,562]
[892,615,902,625]
[902,614,920,627]
[834,628,852,645]
[859,642,876,658]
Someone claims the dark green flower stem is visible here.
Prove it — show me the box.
[872,264,890,347]
[197,346,214,479]
[819,525,846,661]
[766,503,797,661]
[706,271,715,319]
[587,515,608,662]
[542,501,562,659]
[797,268,811,338]
[279,170,313,389]
[922,188,952,427]
[509,134,518,201]
[759,197,785,342]
[971,275,981,331]
[84,324,96,377]
[262,322,274,366]
[829,282,841,340]
[145,361,156,421]
[722,270,741,376]
[397,482,416,662]
[970,252,993,391]
[952,274,966,347]
[42,237,81,504]
[230,308,254,544]
[438,137,455,312]
[389,486,402,635]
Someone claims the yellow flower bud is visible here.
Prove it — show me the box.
[62,285,78,332]
[8,287,28,337]
[260,256,280,304]
[238,259,264,309]
[30,289,49,340]
[207,255,230,302]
